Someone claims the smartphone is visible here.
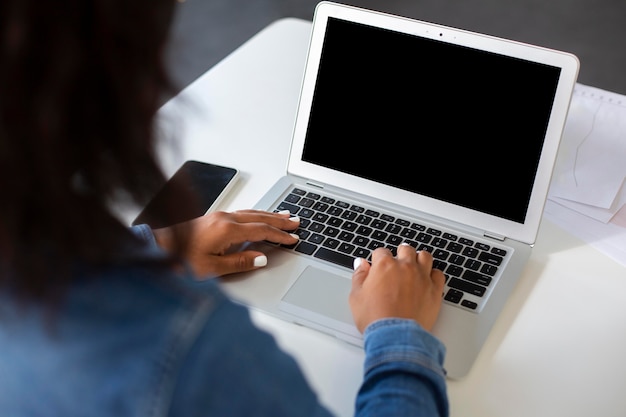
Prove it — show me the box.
[132,160,239,228]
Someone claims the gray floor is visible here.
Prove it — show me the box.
[166,0,626,98]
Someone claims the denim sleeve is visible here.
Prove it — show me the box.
[355,318,449,417]
[129,224,159,249]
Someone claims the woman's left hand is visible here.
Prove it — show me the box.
[153,209,300,278]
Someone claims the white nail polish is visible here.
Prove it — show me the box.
[289,216,300,222]
[253,255,268,267]
[289,233,300,240]
[353,258,363,270]
[277,209,291,215]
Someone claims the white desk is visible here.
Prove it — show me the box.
[153,18,626,417]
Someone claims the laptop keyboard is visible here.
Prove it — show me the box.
[273,187,509,312]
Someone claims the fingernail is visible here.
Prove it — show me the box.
[399,242,411,247]
[288,216,300,222]
[289,233,300,240]
[277,209,291,215]
[253,255,268,267]
[353,257,363,270]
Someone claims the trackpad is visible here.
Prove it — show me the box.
[279,266,355,328]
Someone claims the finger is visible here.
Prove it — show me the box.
[234,222,300,245]
[202,213,299,248]
[416,249,435,268]
[205,250,270,277]
[370,247,393,263]
[431,267,446,289]
[230,209,301,230]
[395,242,417,260]
[416,250,445,287]
[351,257,371,287]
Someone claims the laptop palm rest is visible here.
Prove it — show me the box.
[278,266,362,341]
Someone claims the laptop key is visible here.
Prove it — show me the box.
[327,217,343,227]
[478,251,504,266]
[312,212,329,223]
[309,222,325,233]
[299,197,315,207]
[312,202,329,212]
[432,237,448,248]
[355,225,373,236]
[365,209,380,217]
[295,229,310,240]
[338,231,355,242]
[481,264,497,276]
[327,206,343,216]
[314,247,354,269]
[295,241,317,255]
[447,242,463,253]
[368,240,385,250]
[338,243,356,254]
[427,227,442,236]
[444,289,463,303]
[448,277,486,297]
[309,233,324,244]
[341,210,358,221]
[395,218,410,227]
[411,223,426,231]
[400,228,417,239]
[350,204,365,213]
[462,247,479,258]
[285,194,301,203]
[322,238,340,249]
[462,270,492,286]
[342,221,358,231]
[276,202,300,214]
[417,244,434,252]
[491,247,507,256]
[299,208,314,218]
[371,219,387,230]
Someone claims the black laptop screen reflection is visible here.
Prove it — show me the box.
[302,17,561,224]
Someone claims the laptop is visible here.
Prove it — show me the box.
[220,1,579,379]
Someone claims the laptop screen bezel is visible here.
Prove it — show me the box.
[287,1,579,245]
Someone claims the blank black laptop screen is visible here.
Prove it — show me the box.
[302,17,561,224]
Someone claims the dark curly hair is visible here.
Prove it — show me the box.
[0,0,186,304]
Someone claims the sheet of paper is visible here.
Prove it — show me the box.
[549,84,626,208]
[549,179,626,223]
[544,83,626,267]
[544,200,626,268]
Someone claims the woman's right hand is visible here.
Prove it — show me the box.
[349,243,446,333]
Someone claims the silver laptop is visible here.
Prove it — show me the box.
[220,1,579,379]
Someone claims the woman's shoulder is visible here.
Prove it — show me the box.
[0,264,233,415]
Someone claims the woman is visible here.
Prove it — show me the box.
[0,1,448,416]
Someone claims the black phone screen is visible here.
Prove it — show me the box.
[132,160,238,228]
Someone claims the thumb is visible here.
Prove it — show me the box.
[351,257,370,290]
[210,251,268,276]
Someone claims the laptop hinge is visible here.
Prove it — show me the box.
[305,181,325,189]
[483,231,506,242]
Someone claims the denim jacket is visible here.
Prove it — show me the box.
[0,225,448,416]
